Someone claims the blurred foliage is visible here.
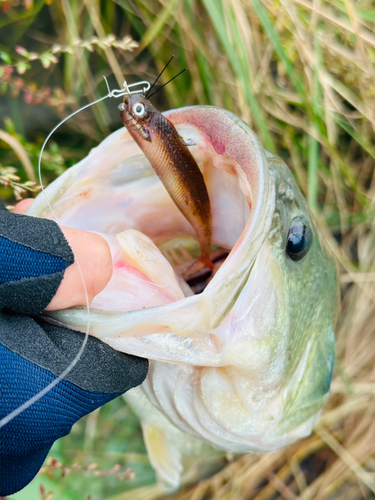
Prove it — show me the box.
[0,0,374,235]
[11,397,155,500]
[1,0,375,499]
[0,164,38,200]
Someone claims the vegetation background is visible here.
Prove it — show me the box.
[1,0,375,498]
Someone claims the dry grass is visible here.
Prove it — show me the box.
[1,0,375,499]
[163,2,375,497]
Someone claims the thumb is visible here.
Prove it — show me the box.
[45,227,113,311]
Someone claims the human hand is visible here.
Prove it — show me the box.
[13,198,113,311]
[0,199,148,496]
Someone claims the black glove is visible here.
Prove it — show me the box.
[0,202,148,496]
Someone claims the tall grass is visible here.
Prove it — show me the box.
[1,0,375,499]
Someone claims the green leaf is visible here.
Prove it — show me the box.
[16,62,30,75]
[252,0,305,101]
[4,117,16,135]
[141,0,180,47]
[15,45,30,58]
[0,51,12,65]
[338,120,375,161]
[201,0,275,150]
[308,36,323,213]
[40,53,51,68]
[307,133,319,212]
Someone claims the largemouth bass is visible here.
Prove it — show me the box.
[27,105,338,490]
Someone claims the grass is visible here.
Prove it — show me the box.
[1,0,375,498]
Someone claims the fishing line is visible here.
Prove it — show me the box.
[0,77,151,429]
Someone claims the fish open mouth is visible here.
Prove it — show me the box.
[25,105,337,460]
[183,249,229,294]
[29,106,275,364]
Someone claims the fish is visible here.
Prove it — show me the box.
[118,94,213,271]
[27,104,339,492]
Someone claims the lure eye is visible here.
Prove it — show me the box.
[132,102,146,118]
[286,219,312,261]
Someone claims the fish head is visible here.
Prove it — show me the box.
[27,106,338,454]
[118,93,158,143]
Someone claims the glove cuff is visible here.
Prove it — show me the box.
[0,343,122,496]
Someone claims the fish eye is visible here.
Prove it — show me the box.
[132,102,146,118]
[286,219,312,261]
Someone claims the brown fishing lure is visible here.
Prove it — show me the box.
[118,94,213,270]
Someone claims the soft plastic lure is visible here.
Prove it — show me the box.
[118,91,213,271]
